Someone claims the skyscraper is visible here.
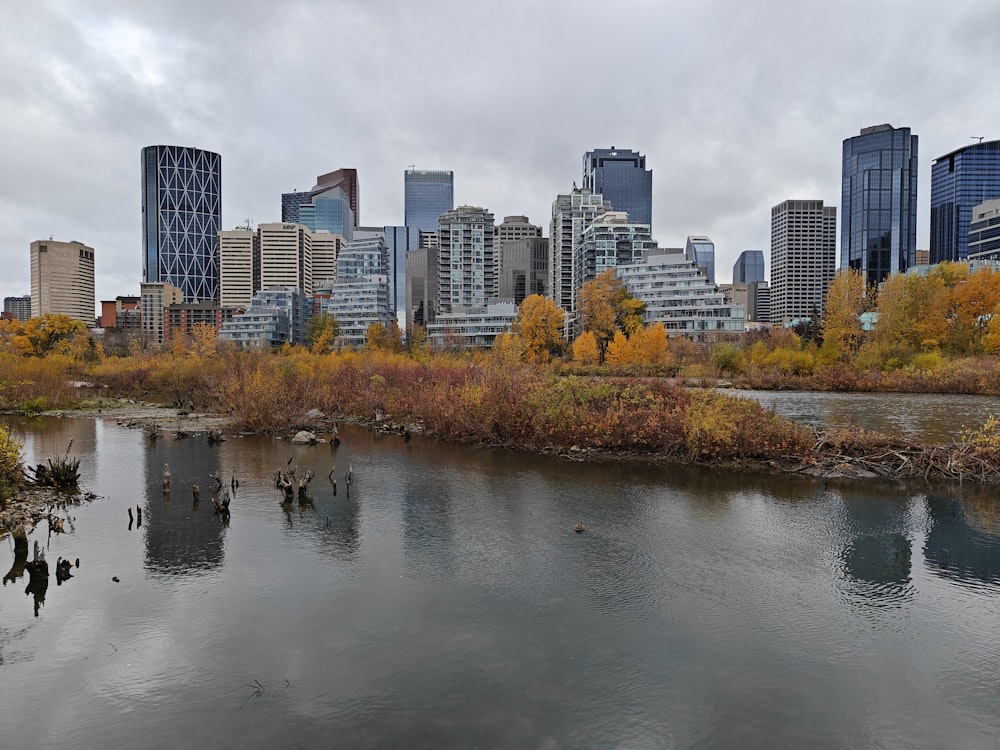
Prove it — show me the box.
[841,124,918,284]
[582,147,653,227]
[29,239,95,322]
[405,169,454,240]
[733,250,766,283]
[495,215,543,300]
[282,168,360,226]
[930,139,1000,263]
[685,236,716,284]
[142,145,222,303]
[770,199,837,325]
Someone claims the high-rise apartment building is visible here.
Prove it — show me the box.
[312,231,343,288]
[140,281,184,345]
[549,188,612,315]
[405,169,454,240]
[930,139,1000,263]
[685,236,716,284]
[582,147,652,227]
[30,239,95,322]
[575,212,657,286]
[841,124,918,284]
[325,234,393,347]
[3,295,31,322]
[437,206,495,313]
[733,250,766,283]
[770,199,837,325]
[141,145,222,303]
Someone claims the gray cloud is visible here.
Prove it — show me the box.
[2,0,999,306]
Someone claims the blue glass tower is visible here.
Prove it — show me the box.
[685,236,716,284]
[733,250,765,283]
[582,147,653,228]
[404,169,454,245]
[142,145,222,303]
[930,140,1000,264]
[298,187,355,242]
[841,124,918,285]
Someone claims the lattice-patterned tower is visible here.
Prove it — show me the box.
[142,145,222,303]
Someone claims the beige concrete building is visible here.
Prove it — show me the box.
[219,229,259,308]
[259,223,313,294]
[30,239,95,322]
[311,230,344,287]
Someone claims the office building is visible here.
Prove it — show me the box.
[384,225,416,328]
[617,251,745,338]
[312,231,343,287]
[770,199,837,325]
[259,223,313,294]
[219,229,260,308]
[733,250,766,284]
[495,215,543,299]
[582,147,652,227]
[437,206,496,313]
[575,212,657,286]
[549,188,612,316]
[282,167,359,225]
[405,169,454,245]
[141,145,222,303]
[498,237,549,304]
[841,124,918,284]
[968,198,1000,263]
[721,281,770,324]
[685,236,716,284]
[406,247,434,330]
[930,140,1000,263]
[3,295,31,322]
[30,239,95,322]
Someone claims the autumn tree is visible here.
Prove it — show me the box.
[512,294,565,361]
[6,314,89,357]
[820,269,868,361]
[952,267,1000,349]
[604,330,636,368]
[306,313,340,354]
[571,331,600,365]
[577,269,645,359]
[640,322,669,366]
[188,322,218,358]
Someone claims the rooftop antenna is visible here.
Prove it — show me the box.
[972,136,985,143]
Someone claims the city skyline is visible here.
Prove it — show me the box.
[2,1,999,308]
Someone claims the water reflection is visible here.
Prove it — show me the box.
[836,489,914,608]
[142,437,227,575]
[924,491,1000,587]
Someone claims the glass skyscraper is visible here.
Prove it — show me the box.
[841,124,918,285]
[733,250,765,283]
[685,236,716,284]
[142,145,222,303]
[930,139,1000,264]
[582,147,653,228]
[404,169,454,243]
[298,187,355,242]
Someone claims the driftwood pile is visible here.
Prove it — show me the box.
[784,428,1000,484]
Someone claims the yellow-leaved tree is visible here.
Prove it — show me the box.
[571,331,600,365]
[511,294,565,362]
[820,268,868,362]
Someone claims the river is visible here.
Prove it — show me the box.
[1,414,999,749]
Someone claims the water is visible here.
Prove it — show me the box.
[733,389,1000,443]
[2,415,999,749]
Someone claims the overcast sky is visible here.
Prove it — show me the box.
[2,0,999,309]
